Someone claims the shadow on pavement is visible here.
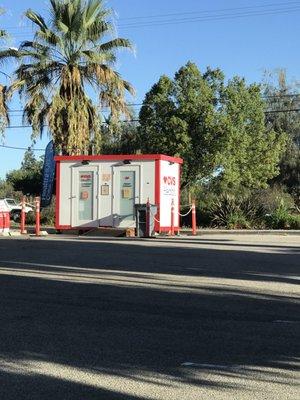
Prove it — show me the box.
[0,237,299,399]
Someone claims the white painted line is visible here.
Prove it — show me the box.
[273,320,300,324]
[181,362,240,370]
[187,268,204,271]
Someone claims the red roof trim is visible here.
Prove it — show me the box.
[54,154,183,164]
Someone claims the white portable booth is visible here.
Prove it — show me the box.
[55,154,183,232]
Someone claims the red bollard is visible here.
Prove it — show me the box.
[35,197,41,236]
[20,196,27,234]
[5,211,10,231]
[170,199,175,236]
[192,200,197,236]
[146,197,150,237]
[0,212,4,233]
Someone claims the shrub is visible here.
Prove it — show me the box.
[40,198,55,226]
[265,202,300,229]
[25,211,36,225]
[226,212,251,229]
[209,194,263,229]
[0,179,23,200]
[252,186,295,214]
[180,184,218,227]
[13,198,56,226]
[289,215,300,229]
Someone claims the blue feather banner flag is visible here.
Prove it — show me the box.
[41,141,56,208]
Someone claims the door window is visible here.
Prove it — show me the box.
[78,171,94,221]
[119,171,135,221]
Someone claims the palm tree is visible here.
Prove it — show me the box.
[0,8,16,136]
[14,0,134,155]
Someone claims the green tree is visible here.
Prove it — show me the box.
[138,75,190,158]
[263,70,300,204]
[217,77,286,191]
[6,149,43,195]
[102,119,140,154]
[0,179,19,199]
[13,0,134,155]
[139,62,286,190]
[173,64,224,187]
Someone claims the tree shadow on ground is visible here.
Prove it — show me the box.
[0,237,299,399]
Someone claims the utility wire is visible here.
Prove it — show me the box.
[0,144,44,151]
[4,1,299,28]
[117,1,300,20]
[4,2,300,37]
[5,95,300,115]
[4,1,300,30]
[1,108,300,151]
[117,7,300,29]
[265,108,300,113]
[3,108,300,130]
[4,119,140,129]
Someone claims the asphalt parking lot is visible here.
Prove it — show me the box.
[0,233,299,399]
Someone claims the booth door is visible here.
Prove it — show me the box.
[113,166,140,228]
[71,166,98,227]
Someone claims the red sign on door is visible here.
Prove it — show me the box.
[81,191,89,200]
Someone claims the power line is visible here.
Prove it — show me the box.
[5,95,300,115]
[3,108,300,131]
[0,144,44,151]
[5,125,33,129]
[263,94,300,98]
[117,6,300,29]
[1,108,300,151]
[4,119,140,129]
[3,1,299,28]
[117,1,300,20]
[3,2,300,37]
[265,108,300,113]
[3,1,300,32]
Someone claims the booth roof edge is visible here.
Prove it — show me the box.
[54,154,183,164]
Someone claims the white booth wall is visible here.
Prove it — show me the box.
[58,159,155,228]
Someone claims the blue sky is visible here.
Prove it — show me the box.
[0,0,300,178]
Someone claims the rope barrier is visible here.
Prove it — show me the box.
[149,203,194,220]
[150,208,161,223]
[178,206,193,217]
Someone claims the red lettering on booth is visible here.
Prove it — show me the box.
[163,176,176,185]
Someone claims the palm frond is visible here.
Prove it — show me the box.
[99,38,133,52]
[26,9,48,32]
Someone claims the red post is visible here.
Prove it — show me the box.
[192,200,197,236]
[146,197,150,237]
[5,211,10,231]
[170,199,175,236]
[0,212,3,233]
[20,196,27,234]
[35,196,41,236]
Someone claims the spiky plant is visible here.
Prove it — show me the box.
[14,0,134,155]
[210,194,265,229]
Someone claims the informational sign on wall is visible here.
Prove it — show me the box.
[101,184,109,195]
[102,173,111,182]
[160,161,180,227]
[162,175,177,196]
[80,174,92,187]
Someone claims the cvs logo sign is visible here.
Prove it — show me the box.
[163,176,176,186]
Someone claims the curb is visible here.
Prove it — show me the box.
[180,229,300,236]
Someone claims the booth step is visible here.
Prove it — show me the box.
[79,227,135,237]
